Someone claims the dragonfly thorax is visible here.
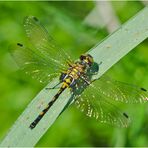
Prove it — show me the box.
[60,55,93,89]
[61,64,84,84]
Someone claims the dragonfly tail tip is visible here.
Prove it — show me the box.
[29,123,36,130]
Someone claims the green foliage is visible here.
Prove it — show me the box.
[0,1,148,147]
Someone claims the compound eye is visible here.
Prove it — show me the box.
[80,55,85,60]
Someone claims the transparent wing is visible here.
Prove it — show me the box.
[9,43,60,83]
[10,16,75,83]
[74,82,130,127]
[24,16,73,68]
[95,75,148,104]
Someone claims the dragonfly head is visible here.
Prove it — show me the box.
[80,54,94,67]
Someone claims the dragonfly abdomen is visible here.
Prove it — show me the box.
[29,86,67,129]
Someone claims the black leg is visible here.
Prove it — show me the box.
[45,82,61,90]
[80,75,91,85]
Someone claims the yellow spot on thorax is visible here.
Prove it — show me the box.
[73,68,78,73]
[71,71,76,75]
[65,78,71,83]
[62,82,69,88]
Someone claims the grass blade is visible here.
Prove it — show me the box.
[1,6,148,147]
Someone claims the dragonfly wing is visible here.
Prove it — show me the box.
[95,75,148,104]
[74,82,130,127]
[9,43,60,83]
[24,16,73,69]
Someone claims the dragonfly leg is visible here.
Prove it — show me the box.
[98,61,102,66]
[45,82,61,90]
[80,75,91,85]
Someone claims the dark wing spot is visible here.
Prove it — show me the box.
[33,16,39,22]
[123,112,129,118]
[17,43,23,47]
[141,88,147,92]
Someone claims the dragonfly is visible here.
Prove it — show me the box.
[9,16,148,129]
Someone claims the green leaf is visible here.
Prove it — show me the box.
[1,6,148,147]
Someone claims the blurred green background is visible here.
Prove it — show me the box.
[0,1,148,147]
